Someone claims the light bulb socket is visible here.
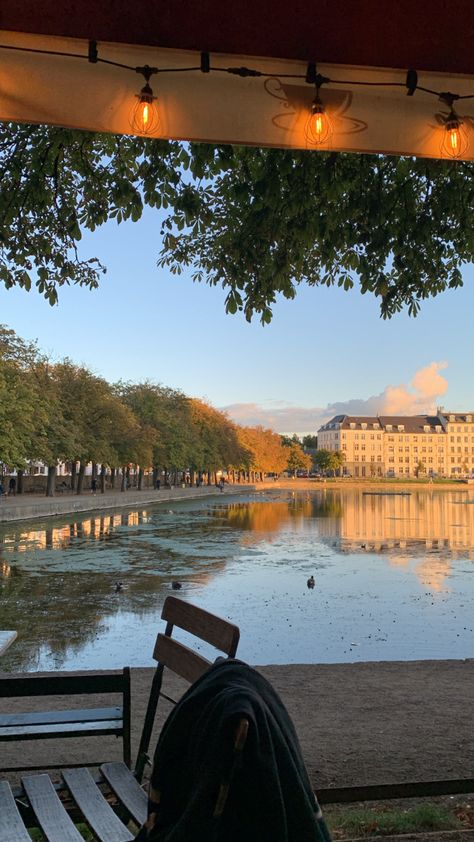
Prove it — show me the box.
[445,109,461,131]
[311,96,324,114]
[138,82,156,103]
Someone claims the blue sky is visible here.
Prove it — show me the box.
[1,204,473,433]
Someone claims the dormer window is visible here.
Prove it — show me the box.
[423,425,430,432]
[373,423,379,429]
[467,415,472,423]
[350,423,355,429]
[361,423,367,429]
[397,424,404,432]
[449,415,455,422]
[386,424,392,431]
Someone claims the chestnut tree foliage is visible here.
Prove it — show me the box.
[1,122,472,320]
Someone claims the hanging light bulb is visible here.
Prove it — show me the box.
[305,92,332,146]
[440,105,467,159]
[130,68,160,135]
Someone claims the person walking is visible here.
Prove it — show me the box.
[91,477,97,495]
[8,476,16,496]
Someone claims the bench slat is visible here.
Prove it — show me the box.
[153,634,211,684]
[22,774,85,842]
[0,781,31,842]
[0,706,122,728]
[63,767,134,842]
[1,719,122,739]
[101,762,148,827]
[0,672,127,697]
[162,596,240,656]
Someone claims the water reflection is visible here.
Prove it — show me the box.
[0,488,473,670]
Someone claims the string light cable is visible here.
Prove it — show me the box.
[0,39,472,154]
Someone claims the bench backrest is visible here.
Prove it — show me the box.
[0,668,131,772]
[134,596,240,780]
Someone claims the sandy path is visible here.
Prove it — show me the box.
[1,660,472,791]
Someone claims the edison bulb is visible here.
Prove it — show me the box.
[305,97,332,146]
[131,84,160,135]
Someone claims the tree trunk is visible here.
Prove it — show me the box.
[110,467,116,489]
[126,466,131,489]
[17,469,24,494]
[121,467,126,492]
[91,462,98,482]
[46,465,56,497]
[100,464,106,493]
[207,471,212,486]
[71,461,77,492]
[77,463,86,494]
[138,467,144,490]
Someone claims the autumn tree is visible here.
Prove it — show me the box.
[237,426,288,478]
[117,382,191,486]
[284,441,312,477]
[189,399,246,483]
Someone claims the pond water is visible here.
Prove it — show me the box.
[0,487,473,670]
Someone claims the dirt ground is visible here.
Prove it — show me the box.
[1,659,473,792]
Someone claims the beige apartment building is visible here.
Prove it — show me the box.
[318,409,474,478]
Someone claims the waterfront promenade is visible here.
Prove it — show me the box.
[0,483,256,523]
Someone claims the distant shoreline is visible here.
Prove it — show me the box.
[0,478,471,525]
[267,478,472,491]
[0,484,256,525]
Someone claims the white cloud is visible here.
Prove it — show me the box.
[222,361,449,434]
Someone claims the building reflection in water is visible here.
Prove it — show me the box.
[0,510,151,556]
[1,492,473,598]
[226,490,474,592]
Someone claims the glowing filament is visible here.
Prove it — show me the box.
[448,125,459,153]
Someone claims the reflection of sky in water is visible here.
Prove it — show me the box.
[0,488,473,671]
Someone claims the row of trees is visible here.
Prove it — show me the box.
[0,326,310,495]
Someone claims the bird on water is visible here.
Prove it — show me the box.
[172,581,182,590]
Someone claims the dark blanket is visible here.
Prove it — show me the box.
[136,659,331,842]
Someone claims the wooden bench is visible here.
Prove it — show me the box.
[0,598,240,841]
[0,669,131,771]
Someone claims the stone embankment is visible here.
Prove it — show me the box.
[0,484,256,524]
